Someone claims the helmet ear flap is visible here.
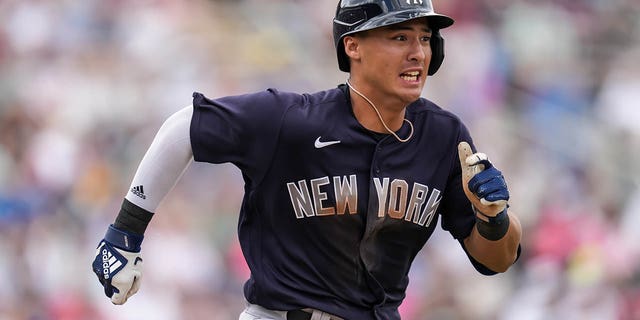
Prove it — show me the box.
[428,29,445,76]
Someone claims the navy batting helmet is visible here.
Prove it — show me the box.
[333,0,454,75]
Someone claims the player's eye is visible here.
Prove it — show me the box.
[393,35,407,41]
[421,36,431,42]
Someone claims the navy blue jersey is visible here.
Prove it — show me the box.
[190,85,478,319]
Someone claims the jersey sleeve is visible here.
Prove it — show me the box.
[190,90,295,181]
[438,121,477,240]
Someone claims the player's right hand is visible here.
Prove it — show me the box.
[92,225,144,305]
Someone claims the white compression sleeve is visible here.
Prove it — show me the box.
[125,106,194,212]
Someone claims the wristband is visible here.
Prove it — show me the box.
[475,208,510,241]
[114,198,154,235]
[104,224,144,252]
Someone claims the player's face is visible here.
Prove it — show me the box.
[348,18,432,108]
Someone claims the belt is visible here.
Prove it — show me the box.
[287,310,313,320]
[286,309,343,320]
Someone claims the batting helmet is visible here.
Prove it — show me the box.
[333,0,454,75]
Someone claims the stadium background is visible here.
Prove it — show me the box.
[0,0,639,319]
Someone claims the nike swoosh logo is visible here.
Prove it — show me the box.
[314,137,341,149]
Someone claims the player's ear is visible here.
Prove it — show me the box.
[343,36,361,62]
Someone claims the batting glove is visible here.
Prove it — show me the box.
[457,141,509,217]
[92,225,144,305]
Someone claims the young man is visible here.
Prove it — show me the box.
[92,1,522,319]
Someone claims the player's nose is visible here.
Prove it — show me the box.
[407,38,429,62]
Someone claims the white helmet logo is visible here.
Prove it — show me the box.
[407,0,423,4]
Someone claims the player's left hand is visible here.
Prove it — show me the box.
[457,141,509,217]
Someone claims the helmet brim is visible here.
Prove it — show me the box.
[343,9,454,37]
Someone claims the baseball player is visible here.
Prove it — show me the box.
[92,1,522,319]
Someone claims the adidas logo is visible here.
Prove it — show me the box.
[131,185,146,199]
[99,245,123,279]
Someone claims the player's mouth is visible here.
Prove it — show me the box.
[400,71,421,83]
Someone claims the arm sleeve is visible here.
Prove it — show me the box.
[124,105,194,212]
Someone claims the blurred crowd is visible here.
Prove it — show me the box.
[0,0,639,319]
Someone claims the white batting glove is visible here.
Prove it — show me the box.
[457,141,509,217]
[92,225,144,304]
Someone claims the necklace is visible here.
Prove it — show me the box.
[346,79,414,143]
